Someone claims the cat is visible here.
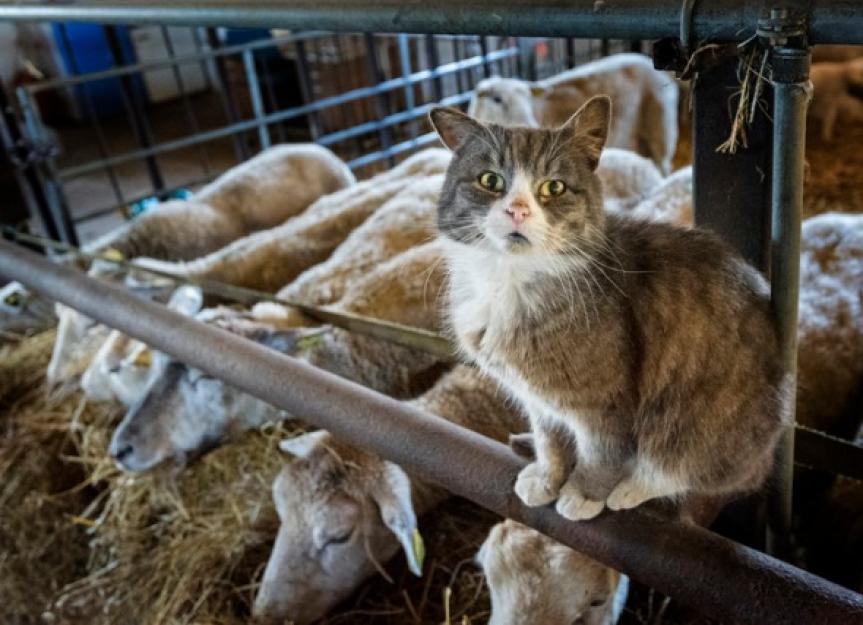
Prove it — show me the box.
[429,96,791,521]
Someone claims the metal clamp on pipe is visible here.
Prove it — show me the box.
[1,238,862,625]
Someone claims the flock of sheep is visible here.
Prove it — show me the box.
[2,50,863,624]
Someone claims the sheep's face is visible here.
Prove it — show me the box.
[108,360,247,472]
[477,520,625,625]
[430,97,609,261]
[468,77,540,128]
[81,285,204,406]
[254,432,422,625]
[46,303,111,398]
[0,281,56,338]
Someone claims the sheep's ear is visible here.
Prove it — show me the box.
[428,106,484,151]
[529,83,548,98]
[279,430,329,458]
[371,461,424,576]
[559,95,611,170]
[167,284,204,317]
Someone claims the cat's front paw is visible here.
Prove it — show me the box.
[556,481,605,521]
[606,478,656,511]
[514,462,561,507]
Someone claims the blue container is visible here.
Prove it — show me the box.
[53,23,142,120]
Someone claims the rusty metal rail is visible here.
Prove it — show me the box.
[0,1,861,44]
[2,237,862,624]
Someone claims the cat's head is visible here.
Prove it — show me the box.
[429,96,610,258]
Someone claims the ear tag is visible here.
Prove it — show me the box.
[102,248,125,263]
[411,528,426,575]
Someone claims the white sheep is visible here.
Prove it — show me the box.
[84,143,355,260]
[107,241,449,472]
[596,148,664,215]
[0,280,56,340]
[628,165,693,227]
[130,148,450,293]
[476,519,628,625]
[79,284,204,405]
[253,364,525,624]
[795,211,863,436]
[809,58,863,142]
[468,54,679,173]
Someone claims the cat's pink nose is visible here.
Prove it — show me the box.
[506,199,531,226]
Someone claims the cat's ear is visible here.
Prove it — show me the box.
[560,95,611,170]
[429,106,484,151]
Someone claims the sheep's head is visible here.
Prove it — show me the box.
[477,520,626,625]
[468,77,542,127]
[81,285,204,406]
[0,281,56,338]
[108,309,307,472]
[254,431,423,624]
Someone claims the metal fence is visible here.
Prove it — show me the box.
[6,26,637,245]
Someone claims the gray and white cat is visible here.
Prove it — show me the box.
[429,96,790,521]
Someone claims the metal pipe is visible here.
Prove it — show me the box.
[0,1,861,44]
[1,238,862,625]
[242,48,271,150]
[766,46,810,557]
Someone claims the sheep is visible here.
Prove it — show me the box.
[596,148,664,215]
[253,364,525,624]
[812,45,863,64]
[0,280,56,341]
[84,143,355,261]
[475,519,629,625]
[628,165,693,227]
[107,241,449,473]
[276,173,442,306]
[468,54,679,173]
[809,58,863,142]
[795,211,863,437]
[130,148,450,293]
[79,284,204,405]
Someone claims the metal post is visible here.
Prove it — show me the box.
[293,38,323,140]
[766,45,810,557]
[205,27,249,161]
[0,238,862,625]
[242,48,271,150]
[397,34,418,140]
[103,25,166,195]
[362,33,395,166]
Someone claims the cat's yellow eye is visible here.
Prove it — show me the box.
[478,171,505,192]
[539,179,567,198]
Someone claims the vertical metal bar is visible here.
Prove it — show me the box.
[16,88,78,246]
[692,50,773,550]
[0,81,60,241]
[398,33,417,140]
[480,36,492,78]
[205,27,249,161]
[294,38,322,140]
[630,40,643,53]
[190,27,213,92]
[693,53,772,270]
[242,48,271,150]
[425,35,444,101]
[362,33,395,166]
[56,23,126,212]
[566,38,576,68]
[259,51,287,144]
[766,46,810,558]
[160,25,212,176]
[103,25,166,194]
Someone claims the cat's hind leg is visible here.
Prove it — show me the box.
[605,461,688,511]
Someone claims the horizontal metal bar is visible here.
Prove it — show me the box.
[55,47,517,181]
[796,425,863,481]
[1,237,862,625]
[346,132,439,169]
[317,91,472,148]
[0,1,861,44]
